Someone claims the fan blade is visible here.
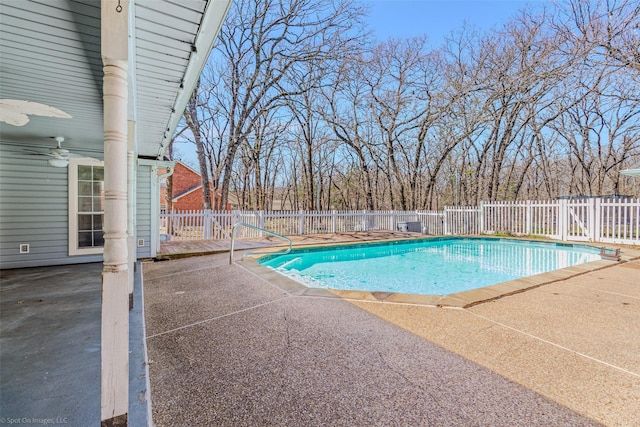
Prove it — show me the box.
[23,141,86,160]
[51,148,70,157]
[24,149,63,159]
[0,110,29,126]
[0,99,72,119]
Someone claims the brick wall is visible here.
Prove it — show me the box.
[162,161,232,211]
[174,187,207,211]
[172,162,201,195]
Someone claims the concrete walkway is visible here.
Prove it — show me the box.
[143,242,640,426]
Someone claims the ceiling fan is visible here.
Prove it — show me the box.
[24,136,80,167]
[0,99,72,127]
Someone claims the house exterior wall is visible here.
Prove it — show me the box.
[0,141,103,269]
[0,142,160,268]
[136,165,152,259]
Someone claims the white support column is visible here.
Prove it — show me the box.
[101,1,129,426]
[127,121,136,307]
[150,165,160,257]
[145,160,175,257]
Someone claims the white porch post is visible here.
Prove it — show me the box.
[127,123,136,306]
[101,1,130,426]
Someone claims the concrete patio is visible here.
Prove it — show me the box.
[2,233,638,426]
[144,235,640,426]
[0,263,149,427]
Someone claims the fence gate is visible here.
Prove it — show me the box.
[560,199,592,242]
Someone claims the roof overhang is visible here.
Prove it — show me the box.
[0,0,231,159]
[134,0,232,158]
[151,0,232,158]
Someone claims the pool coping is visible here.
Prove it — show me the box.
[238,236,640,308]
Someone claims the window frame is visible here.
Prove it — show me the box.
[68,157,105,256]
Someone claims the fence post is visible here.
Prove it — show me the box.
[203,209,212,239]
[299,210,305,235]
[592,198,601,242]
[526,200,532,236]
[559,199,568,241]
[171,210,178,238]
[232,210,240,238]
[332,210,337,233]
[478,202,484,235]
[443,207,449,235]
[258,210,264,237]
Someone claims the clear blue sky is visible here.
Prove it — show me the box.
[366,0,549,46]
[177,0,550,167]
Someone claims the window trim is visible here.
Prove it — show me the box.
[69,157,105,256]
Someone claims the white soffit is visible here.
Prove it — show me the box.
[0,0,103,151]
[134,0,232,159]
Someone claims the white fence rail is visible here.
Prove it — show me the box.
[159,198,640,245]
[480,198,640,244]
[160,209,444,240]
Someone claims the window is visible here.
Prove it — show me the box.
[69,158,105,255]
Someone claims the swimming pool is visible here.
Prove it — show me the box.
[258,238,602,296]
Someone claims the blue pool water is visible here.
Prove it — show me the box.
[259,238,602,295]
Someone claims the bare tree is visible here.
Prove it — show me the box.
[281,61,331,210]
[558,0,640,73]
[210,0,366,210]
[184,81,212,210]
[364,37,433,210]
[173,0,640,214]
[322,59,378,210]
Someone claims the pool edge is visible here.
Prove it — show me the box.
[238,236,640,308]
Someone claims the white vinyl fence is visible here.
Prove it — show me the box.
[160,209,444,240]
[480,198,640,244]
[159,198,640,245]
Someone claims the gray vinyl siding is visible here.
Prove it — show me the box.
[0,141,103,269]
[136,165,152,259]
